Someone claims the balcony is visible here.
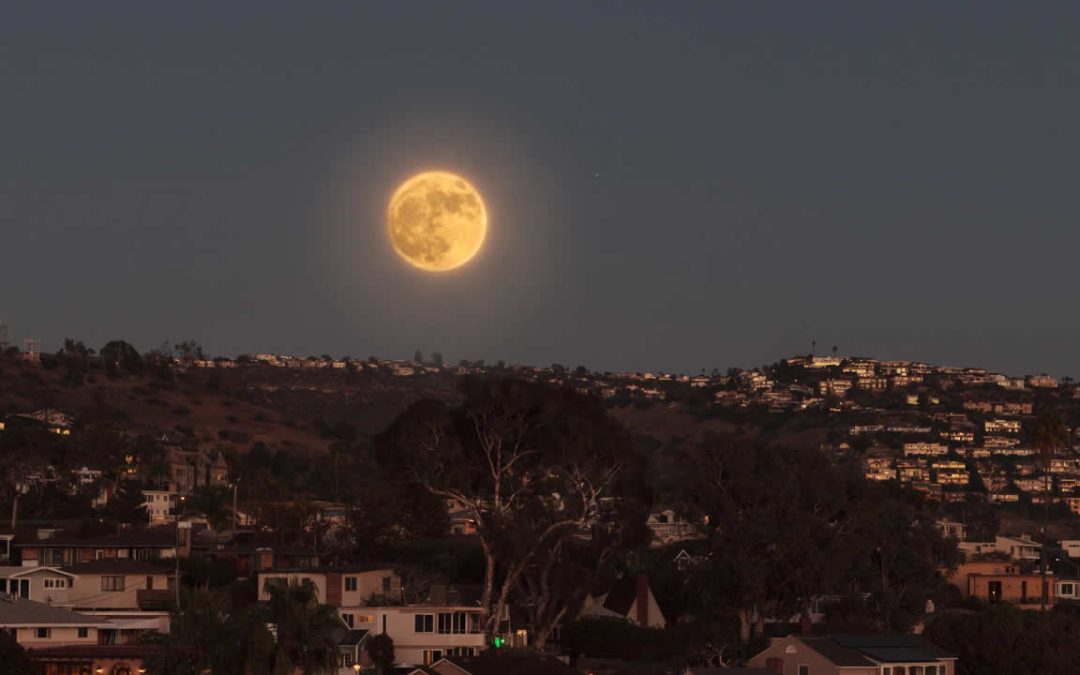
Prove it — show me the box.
[137,589,175,610]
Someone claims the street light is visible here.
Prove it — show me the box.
[353,665,362,673]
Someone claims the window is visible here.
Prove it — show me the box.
[44,578,66,589]
[910,667,924,675]
[382,576,392,593]
[35,627,50,639]
[1062,583,1075,596]
[894,668,906,675]
[799,666,809,675]
[414,614,434,633]
[342,613,354,628]
[345,576,357,592]
[354,614,374,625]
[78,627,88,638]
[101,576,125,592]
[925,667,938,675]
[438,611,467,634]
[988,581,1002,603]
[448,647,474,657]
[146,576,154,590]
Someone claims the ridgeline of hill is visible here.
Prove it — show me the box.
[0,354,828,460]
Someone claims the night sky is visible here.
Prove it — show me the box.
[3,3,1080,376]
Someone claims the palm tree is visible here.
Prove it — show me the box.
[262,579,343,675]
[143,589,233,674]
[1035,408,1070,610]
[366,633,395,675]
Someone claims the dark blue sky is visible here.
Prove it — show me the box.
[3,3,1079,376]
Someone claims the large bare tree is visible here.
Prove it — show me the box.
[377,377,646,642]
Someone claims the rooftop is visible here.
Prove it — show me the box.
[0,595,101,626]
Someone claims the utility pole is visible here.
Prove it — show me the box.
[231,479,239,531]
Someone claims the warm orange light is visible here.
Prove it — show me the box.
[387,171,488,272]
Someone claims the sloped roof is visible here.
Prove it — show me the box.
[63,560,173,575]
[801,638,875,667]
[830,633,955,659]
[0,566,73,579]
[339,629,370,646]
[802,634,955,666]
[441,654,579,675]
[0,596,100,626]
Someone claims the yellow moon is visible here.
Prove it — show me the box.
[387,171,488,271]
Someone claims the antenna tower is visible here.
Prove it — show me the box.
[22,338,41,362]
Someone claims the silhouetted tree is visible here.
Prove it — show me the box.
[376,377,645,641]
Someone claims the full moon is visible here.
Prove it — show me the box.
[387,171,488,272]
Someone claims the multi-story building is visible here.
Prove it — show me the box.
[984,419,1021,435]
[903,443,949,457]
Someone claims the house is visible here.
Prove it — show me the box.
[190,530,317,574]
[0,595,101,648]
[1060,540,1080,559]
[0,566,75,604]
[257,565,401,608]
[746,634,956,675]
[30,643,162,675]
[646,508,699,546]
[936,520,966,541]
[141,489,178,525]
[16,525,182,567]
[945,559,1017,597]
[968,572,1052,609]
[350,604,489,666]
[579,574,666,629]
[62,560,175,612]
[428,654,579,675]
[1055,578,1080,602]
[994,535,1042,562]
[335,627,370,673]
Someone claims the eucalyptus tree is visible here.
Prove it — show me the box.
[376,376,648,641]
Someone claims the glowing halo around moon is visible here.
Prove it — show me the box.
[386,171,488,272]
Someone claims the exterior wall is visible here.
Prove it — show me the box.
[968,574,1054,608]
[21,546,177,567]
[355,606,486,666]
[67,572,172,610]
[747,636,872,675]
[258,572,329,603]
[339,570,400,606]
[747,636,956,675]
[257,570,399,606]
[15,625,98,648]
[0,569,72,604]
[945,561,1018,597]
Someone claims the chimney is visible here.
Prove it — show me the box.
[799,612,813,635]
[635,574,649,627]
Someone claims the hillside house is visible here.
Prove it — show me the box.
[257,566,401,608]
[747,634,956,675]
[579,574,666,629]
[0,595,101,649]
[16,526,181,567]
